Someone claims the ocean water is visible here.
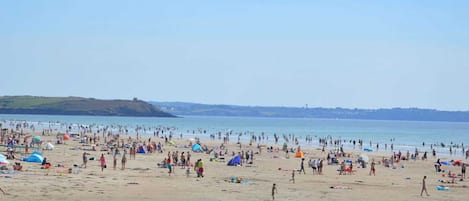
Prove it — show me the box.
[1,114,468,157]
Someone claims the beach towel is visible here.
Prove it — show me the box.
[363,147,373,152]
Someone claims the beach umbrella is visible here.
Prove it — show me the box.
[33,136,41,143]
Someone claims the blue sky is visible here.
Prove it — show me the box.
[1,1,468,110]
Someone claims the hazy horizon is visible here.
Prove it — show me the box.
[1,1,468,111]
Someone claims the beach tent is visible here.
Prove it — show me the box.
[192,144,202,152]
[45,142,54,150]
[23,153,44,163]
[227,155,241,166]
[359,154,369,163]
[295,151,304,158]
[33,136,41,143]
[363,147,374,152]
[63,134,70,140]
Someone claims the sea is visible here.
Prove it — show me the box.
[1,114,468,158]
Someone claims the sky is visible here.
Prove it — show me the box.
[1,1,469,111]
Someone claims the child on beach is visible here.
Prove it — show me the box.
[113,152,117,170]
[100,154,106,172]
[369,160,376,176]
[82,152,89,168]
[186,167,190,177]
[272,183,278,200]
[121,153,127,170]
[168,163,173,176]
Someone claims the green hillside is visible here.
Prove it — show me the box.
[0,96,175,117]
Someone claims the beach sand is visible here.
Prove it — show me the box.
[1,134,468,201]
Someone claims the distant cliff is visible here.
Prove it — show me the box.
[152,101,469,122]
[0,96,176,117]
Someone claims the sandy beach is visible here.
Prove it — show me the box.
[1,131,468,201]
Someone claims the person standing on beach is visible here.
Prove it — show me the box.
[100,154,106,172]
[272,183,278,200]
[421,176,429,196]
[113,154,117,170]
[369,160,376,176]
[462,163,466,179]
[82,152,89,168]
[121,153,127,170]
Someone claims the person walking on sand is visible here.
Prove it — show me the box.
[272,183,278,200]
[290,170,295,183]
[299,158,306,174]
[421,176,429,196]
[100,154,106,172]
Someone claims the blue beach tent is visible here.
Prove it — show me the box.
[192,144,202,152]
[23,153,44,163]
[227,155,241,166]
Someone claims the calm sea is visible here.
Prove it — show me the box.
[1,114,468,157]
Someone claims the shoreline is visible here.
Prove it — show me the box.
[1,117,468,160]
